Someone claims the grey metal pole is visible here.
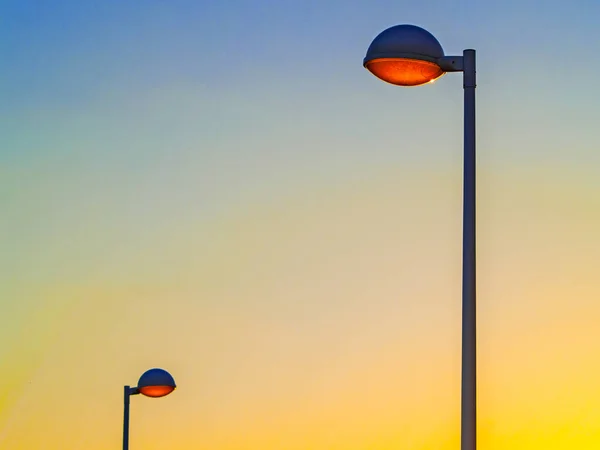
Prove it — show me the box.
[123,386,130,450]
[461,48,477,450]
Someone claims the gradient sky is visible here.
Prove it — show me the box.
[2,1,600,449]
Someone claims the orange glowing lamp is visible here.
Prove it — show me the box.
[137,368,177,398]
[123,368,177,449]
[363,24,463,86]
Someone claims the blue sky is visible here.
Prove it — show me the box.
[3,0,599,172]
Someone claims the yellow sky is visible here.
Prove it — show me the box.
[2,165,600,449]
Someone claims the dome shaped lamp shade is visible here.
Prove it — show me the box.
[364,25,446,86]
[137,368,176,398]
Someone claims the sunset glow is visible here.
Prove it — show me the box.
[2,1,600,449]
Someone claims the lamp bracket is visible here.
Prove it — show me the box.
[128,387,140,396]
[438,56,464,72]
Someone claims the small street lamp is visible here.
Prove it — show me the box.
[123,368,176,450]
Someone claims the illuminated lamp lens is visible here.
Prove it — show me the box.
[365,58,445,86]
[138,385,175,398]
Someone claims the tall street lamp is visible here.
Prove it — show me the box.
[363,24,477,450]
[123,368,177,450]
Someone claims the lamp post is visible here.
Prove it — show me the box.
[123,368,177,450]
[363,24,477,450]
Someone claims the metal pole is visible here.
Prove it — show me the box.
[461,48,476,450]
[123,386,130,450]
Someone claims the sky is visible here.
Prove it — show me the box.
[2,0,600,449]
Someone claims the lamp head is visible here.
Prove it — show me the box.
[363,24,446,86]
[137,368,176,398]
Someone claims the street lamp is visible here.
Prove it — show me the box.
[123,368,177,450]
[363,24,477,450]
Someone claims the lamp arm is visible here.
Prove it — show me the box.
[128,387,140,396]
[437,55,464,72]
